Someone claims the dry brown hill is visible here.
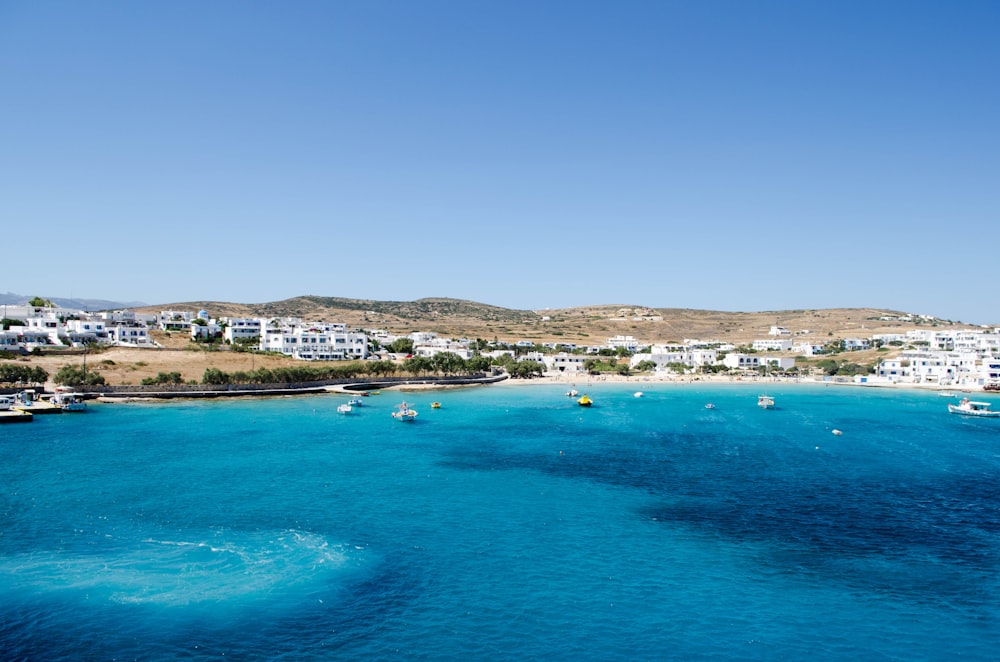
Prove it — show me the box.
[139,297,965,345]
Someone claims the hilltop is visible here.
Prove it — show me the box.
[137,296,972,345]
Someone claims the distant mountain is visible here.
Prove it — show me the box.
[0,292,146,312]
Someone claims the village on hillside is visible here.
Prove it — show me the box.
[2,300,1000,390]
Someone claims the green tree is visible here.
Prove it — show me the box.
[202,368,229,385]
[142,371,183,385]
[28,296,54,307]
[633,360,657,372]
[431,352,466,376]
[53,365,105,386]
[389,338,414,355]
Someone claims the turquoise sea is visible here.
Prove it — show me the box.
[2,383,999,660]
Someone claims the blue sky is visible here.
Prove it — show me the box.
[2,1,997,323]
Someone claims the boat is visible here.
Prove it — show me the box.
[704,403,716,410]
[391,401,418,422]
[757,394,775,409]
[430,401,441,409]
[633,391,643,398]
[832,429,843,436]
[577,394,593,407]
[51,390,88,412]
[348,397,363,407]
[566,389,579,397]
[948,398,999,418]
[337,404,353,414]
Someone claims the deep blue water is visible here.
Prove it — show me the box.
[2,383,999,660]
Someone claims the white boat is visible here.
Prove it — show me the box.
[348,397,363,407]
[337,404,353,414]
[758,394,775,409]
[391,401,418,422]
[51,390,88,412]
[566,389,579,397]
[633,391,643,398]
[948,398,999,418]
[704,403,716,410]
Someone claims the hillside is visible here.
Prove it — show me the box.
[139,297,969,345]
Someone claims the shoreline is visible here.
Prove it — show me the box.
[493,372,986,394]
[72,372,992,404]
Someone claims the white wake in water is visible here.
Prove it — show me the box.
[0,528,368,608]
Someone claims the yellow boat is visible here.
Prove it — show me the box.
[430,402,441,409]
[577,394,593,407]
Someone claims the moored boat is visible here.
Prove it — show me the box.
[51,389,88,412]
[948,398,999,418]
[391,401,418,422]
[430,401,441,409]
[758,394,775,409]
[577,394,593,407]
[337,404,353,414]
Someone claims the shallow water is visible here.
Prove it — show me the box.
[2,384,998,659]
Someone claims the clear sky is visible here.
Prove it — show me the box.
[1,1,997,323]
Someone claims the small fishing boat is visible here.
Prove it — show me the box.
[391,401,418,422]
[348,397,363,407]
[337,404,353,414]
[566,389,579,397]
[948,398,999,418]
[704,403,716,410]
[51,390,88,412]
[832,429,843,436]
[757,394,775,409]
[430,401,441,409]
[577,394,593,407]
[633,391,643,398]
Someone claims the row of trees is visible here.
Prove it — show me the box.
[0,364,48,386]
[198,353,498,385]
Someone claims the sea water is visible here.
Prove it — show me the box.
[1,384,998,660]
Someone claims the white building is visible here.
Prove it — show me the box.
[607,335,641,352]
[414,338,473,360]
[63,319,108,345]
[223,318,263,344]
[769,326,791,336]
[107,323,154,347]
[723,353,761,371]
[547,352,587,373]
[752,339,793,352]
[793,342,825,356]
[260,323,368,361]
[159,310,196,331]
[24,313,65,346]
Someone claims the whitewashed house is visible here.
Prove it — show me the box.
[752,339,793,352]
[107,323,154,347]
[63,319,108,345]
[607,335,641,352]
[549,352,587,373]
[261,323,368,361]
[24,313,65,346]
[223,318,262,344]
[723,353,761,371]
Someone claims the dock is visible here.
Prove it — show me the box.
[12,400,63,415]
[0,410,34,423]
